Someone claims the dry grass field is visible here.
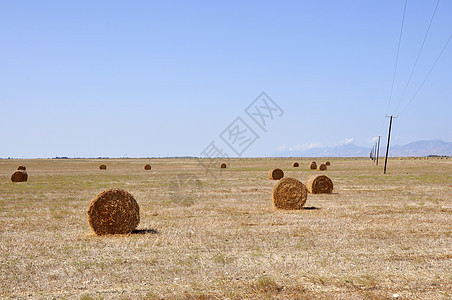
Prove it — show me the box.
[0,157,451,299]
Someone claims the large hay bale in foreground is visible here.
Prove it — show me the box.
[272,177,307,209]
[88,188,140,235]
[99,164,107,170]
[144,164,152,170]
[318,163,327,171]
[325,161,331,166]
[11,170,28,182]
[268,168,284,180]
[220,163,227,168]
[309,161,317,170]
[17,166,26,171]
[292,162,299,167]
[306,174,333,194]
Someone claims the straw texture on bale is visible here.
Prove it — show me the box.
[88,188,140,235]
[11,170,28,182]
[318,163,327,171]
[99,164,107,170]
[17,166,26,170]
[268,168,284,180]
[325,161,331,166]
[220,163,227,168]
[306,174,333,194]
[144,164,152,170]
[292,162,299,167]
[271,177,307,210]
[309,161,317,170]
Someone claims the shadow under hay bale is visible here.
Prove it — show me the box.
[220,163,227,168]
[272,177,307,210]
[132,229,158,235]
[144,164,152,170]
[87,188,140,235]
[292,162,299,167]
[268,168,284,180]
[17,166,26,171]
[325,161,331,166]
[99,164,107,170]
[309,161,317,170]
[317,163,327,171]
[11,170,28,182]
[306,174,333,194]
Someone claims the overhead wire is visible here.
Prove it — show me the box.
[398,31,452,114]
[393,0,441,114]
[386,0,408,115]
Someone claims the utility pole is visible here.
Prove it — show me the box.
[384,115,398,174]
[374,142,378,162]
[376,136,381,166]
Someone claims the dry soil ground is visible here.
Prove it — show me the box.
[0,157,451,299]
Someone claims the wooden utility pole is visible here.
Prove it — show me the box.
[384,115,398,174]
[376,136,381,165]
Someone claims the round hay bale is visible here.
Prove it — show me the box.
[271,177,307,210]
[317,163,327,171]
[309,161,317,170]
[268,168,284,180]
[11,170,28,182]
[87,188,140,235]
[306,174,333,194]
[220,163,227,168]
[292,162,299,167]
[325,161,331,166]
[144,164,152,170]
[99,164,107,170]
[17,166,26,171]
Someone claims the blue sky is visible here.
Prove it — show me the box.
[1,1,451,158]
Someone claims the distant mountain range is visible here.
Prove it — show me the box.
[274,140,452,157]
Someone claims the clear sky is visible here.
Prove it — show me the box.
[1,1,451,158]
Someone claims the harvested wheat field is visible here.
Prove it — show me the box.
[0,158,451,299]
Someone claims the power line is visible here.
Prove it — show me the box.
[399,31,452,114]
[386,0,408,115]
[393,0,441,114]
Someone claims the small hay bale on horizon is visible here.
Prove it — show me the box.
[272,177,307,210]
[17,166,26,170]
[318,163,327,171]
[144,164,152,170]
[99,164,107,170]
[309,161,317,170]
[220,163,227,168]
[306,174,333,194]
[292,162,299,167]
[87,188,140,235]
[325,161,331,166]
[268,168,284,180]
[11,170,28,182]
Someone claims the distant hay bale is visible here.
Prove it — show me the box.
[306,174,333,194]
[87,188,140,235]
[309,161,317,170]
[220,163,227,168]
[317,163,327,171]
[17,166,26,170]
[99,164,107,170]
[144,164,152,170]
[268,168,284,180]
[271,177,307,209]
[325,161,331,166]
[11,170,28,182]
[292,162,299,167]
